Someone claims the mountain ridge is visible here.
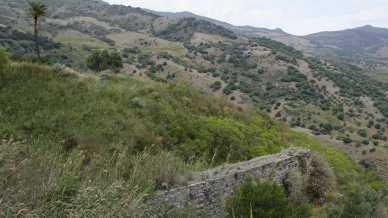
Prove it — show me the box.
[143,7,388,69]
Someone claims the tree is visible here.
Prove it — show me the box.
[109,50,123,70]
[28,1,47,59]
[86,50,123,72]
[86,50,101,72]
[210,81,222,91]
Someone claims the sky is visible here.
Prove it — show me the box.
[104,0,388,35]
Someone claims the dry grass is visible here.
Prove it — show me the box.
[54,30,110,49]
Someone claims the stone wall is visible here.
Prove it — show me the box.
[146,148,312,217]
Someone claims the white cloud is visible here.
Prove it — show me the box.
[104,0,388,35]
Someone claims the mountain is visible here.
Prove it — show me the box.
[304,25,388,76]
[149,10,388,75]
[149,9,287,35]
[306,25,388,60]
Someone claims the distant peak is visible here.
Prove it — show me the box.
[180,11,195,14]
[362,25,374,28]
[352,25,388,33]
[274,28,286,33]
[356,25,376,30]
[176,11,196,16]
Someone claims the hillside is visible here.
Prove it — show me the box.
[305,26,388,80]
[155,11,388,77]
[2,0,388,216]
[306,25,388,60]
[6,0,388,75]
[148,9,287,37]
[1,54,387,217]
[2,0,388,180]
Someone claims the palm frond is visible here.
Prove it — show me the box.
[28,1,47,18]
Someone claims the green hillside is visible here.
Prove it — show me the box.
[0,55,387,217]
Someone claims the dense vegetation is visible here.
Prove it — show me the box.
[225,177,312,218]
[0,25,68,64]
[308,58,388,117]
[86,49,123,72]
[0,26,61,55]
[155,18,237,42]
[0,52,387,217]
[253,37,303,60]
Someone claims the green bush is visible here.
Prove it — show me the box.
[87,49,123,72]
[210,81,222,91]
[341,187,379,218]
[357,129,368,138]
[225,177,311,218]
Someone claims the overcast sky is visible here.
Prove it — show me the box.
[104,0,388,35]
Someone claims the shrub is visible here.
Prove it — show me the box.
[362,139,370,145]
[284,169,308,204]
[225,177,311,218]
[210,81,222,91]
[357,129,368,138]
[343,137,352,144]
[305,154,336,204]
[87,49,123,72]
[337,113,345,121]
[341,187,379,218]
[320,123,333,135]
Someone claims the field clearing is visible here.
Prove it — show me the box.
[54,30,110,49]
[373,73,388,83]
[108,31,187,56]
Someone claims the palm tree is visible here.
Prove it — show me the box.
[28,1,47,59]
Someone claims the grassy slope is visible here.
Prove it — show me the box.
[54,30,111,49]
[0,62,383,217]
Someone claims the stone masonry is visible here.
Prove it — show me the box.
[146,148,312,217]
